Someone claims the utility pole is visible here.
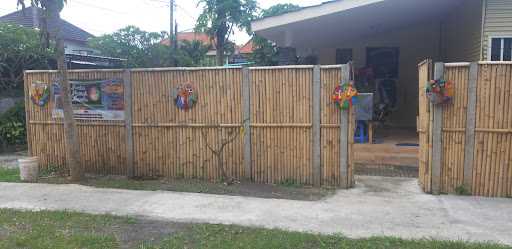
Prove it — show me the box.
[170,0,176,66]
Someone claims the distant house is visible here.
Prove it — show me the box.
[0,7,125,68]
[161,32,217,65]
[161,32,253,66]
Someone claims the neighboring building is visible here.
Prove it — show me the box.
[161,32,251,66]
[161,32,217,65]
[0,7,124,68]
[251,0,511,128]
[230,40,254,65]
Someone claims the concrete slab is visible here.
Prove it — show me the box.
[0,176,510,245]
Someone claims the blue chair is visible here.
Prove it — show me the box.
[354,120,369,143]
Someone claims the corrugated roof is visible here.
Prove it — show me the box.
[0,6,94,42]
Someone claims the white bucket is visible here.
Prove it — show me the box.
[18,157,39,182]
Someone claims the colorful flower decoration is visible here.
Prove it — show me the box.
[332,82,359,110]
[30,82,50,107]
[426,79,454,105]
[172,83,198,111]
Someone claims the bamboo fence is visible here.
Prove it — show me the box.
[24,65,355,187]
[418,61,512,197]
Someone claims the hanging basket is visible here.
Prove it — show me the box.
[30,82,50,107]
[332,82,359,110]
[172,83,198,111]
[426,79,454,105]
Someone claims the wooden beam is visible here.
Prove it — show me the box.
[431,62,444,195]
[463,62,478,190]
[242,67,252,180]
[312,65,322,187]
[124,70,135,179]
[339,64,350,189]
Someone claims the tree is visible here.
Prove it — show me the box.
[200,127,242,185]
[0,23,52,95]
[89,26,198,68]
[251,4,301,66]
[180,40,210,66]
[18,0,84,181]
[196,0,257,66]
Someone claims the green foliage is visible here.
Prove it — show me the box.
[179,40,211,66]
[0,23,52,93]
[0,102,26,146]
[251,4,301,66]
[196,0,258,65]
[89,26,204,68]
[0,168,20,182]
[455,184,472,196]
[279,178,303,188]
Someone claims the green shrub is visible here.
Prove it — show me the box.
[0,102,26,146]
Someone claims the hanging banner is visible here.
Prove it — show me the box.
[52,79,125,120]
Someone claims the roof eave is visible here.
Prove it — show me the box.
[251,0,385,32]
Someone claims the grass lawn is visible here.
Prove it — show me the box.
[0,209,509,249]
[0,167,332,201]
[0,167,20,182]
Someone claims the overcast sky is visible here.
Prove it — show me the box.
[0,0,324,45]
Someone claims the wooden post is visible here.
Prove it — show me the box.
[431,62,444,195]
[463,62,478,191]
[124,70,135,178]
[339,64,350,189]
[242,67,252,180]
[312,65,322,186]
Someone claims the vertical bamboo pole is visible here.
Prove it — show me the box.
[432,62,445,195]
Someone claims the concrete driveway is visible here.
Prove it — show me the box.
[0,176,511,245]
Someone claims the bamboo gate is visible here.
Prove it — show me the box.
[418,61,512,197]
[24,65,355,188]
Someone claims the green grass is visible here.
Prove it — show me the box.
[149,225,511,249]
[0,209,125,249]
[0,209,510,249]
[0,168,20,182]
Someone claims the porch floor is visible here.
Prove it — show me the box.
[354,127,419,169]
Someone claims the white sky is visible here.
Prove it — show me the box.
[0,0,324,45]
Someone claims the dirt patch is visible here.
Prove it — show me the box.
[111,217,190,249]
[39,176,334,201]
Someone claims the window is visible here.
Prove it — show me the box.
[336,49,353,64]
[366,47,399,78]
[490,37,512,61]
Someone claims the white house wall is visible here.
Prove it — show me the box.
[482,0,512,60]
[312,19,442,128]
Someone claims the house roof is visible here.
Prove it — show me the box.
[251,0,466,48]
[161,32,214,46]
[251,0,383,33]
[0,6,94,42]
[238,40,254,54]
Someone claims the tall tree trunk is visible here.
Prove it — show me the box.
[46,0,83,181]
[216,31,225,66]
